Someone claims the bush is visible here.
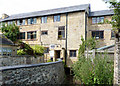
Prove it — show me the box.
[17,49,27,55]
[47,59,53,62]
[72,54,114,85]
[31,45,44,56]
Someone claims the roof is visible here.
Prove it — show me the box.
[89,9,114,17]
[0,4,90,22]
[0,34,14,45]
[97,44,115,50]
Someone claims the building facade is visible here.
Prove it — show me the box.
[0,4,114,66]
[0,34,17,56]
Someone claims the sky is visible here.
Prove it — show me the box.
[0,0,110,18]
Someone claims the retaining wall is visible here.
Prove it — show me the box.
[0,61,65,85]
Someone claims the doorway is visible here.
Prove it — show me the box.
[55,50,61,60]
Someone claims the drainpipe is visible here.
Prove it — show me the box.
[65,13,68,65]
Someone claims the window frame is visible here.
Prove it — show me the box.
[92,30,104,39]
[27,31,37,40]
[92,17,104,24]
[27,18,37,25]
[54,15,60,22]
[70,50,76,57]
[58,26,65,40]
[41,16,47,23]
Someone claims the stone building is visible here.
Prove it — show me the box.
[0,34,17,56]
[0,4,114,66]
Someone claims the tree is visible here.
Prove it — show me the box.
[0,23,20,43]
[78,36,96,58]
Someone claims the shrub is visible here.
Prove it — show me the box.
[31,45,44,56]
[72,54,113,85]
[17,49,27,55]
[47,59,53,62]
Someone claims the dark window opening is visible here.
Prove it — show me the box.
[92,31,104,39]
[58,26,65,39]
[70,50,76,57]
[41,31,48,35]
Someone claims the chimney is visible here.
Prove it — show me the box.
[2,13,9,19]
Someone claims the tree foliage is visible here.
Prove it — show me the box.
[78,36,96,57]
[31,45,44,56]
[0,23,20,43]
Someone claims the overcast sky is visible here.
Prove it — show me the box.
[0,0,110,17]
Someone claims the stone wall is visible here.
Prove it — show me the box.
[0,61,65,85]
[0,55,44,67]
[114,41,120,85]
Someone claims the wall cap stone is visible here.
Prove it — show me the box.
[0,60,63,71]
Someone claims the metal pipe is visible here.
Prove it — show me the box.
[65,13,68,65]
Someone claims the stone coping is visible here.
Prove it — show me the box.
[0,60,63,71]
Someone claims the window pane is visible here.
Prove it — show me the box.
[41,17,47,23]
[28,19,31,25]
[27,32,31,39]
[33,31,36,39]
[45,17,47,23]
[100,31,103,39]
[70,50,76,57]
[54,15,60,22]
[58,26,65,39]
[92,18,96,24]
[31,18,34,24]
[34,18,37,24]
[111,31,115,38]
[97,17,100,23]
[92,31,103,39]
[92,31,95,38]
[41,31,48,35]
[22,19,25,25]
[100,17,104,23]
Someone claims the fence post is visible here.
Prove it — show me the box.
[92,49,95,58]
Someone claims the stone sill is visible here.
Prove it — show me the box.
[0,60,62,71]
[57,38,66,40]
[24,39,38,41]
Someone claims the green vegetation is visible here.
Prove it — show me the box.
[47,59,53,62]
[0,23,20,43]
[72,55,113,85]
[17,41,44,57]
[78,36,96,57]
[72,36,113,85]
[17,49,27,55]
[31,45,44,56]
